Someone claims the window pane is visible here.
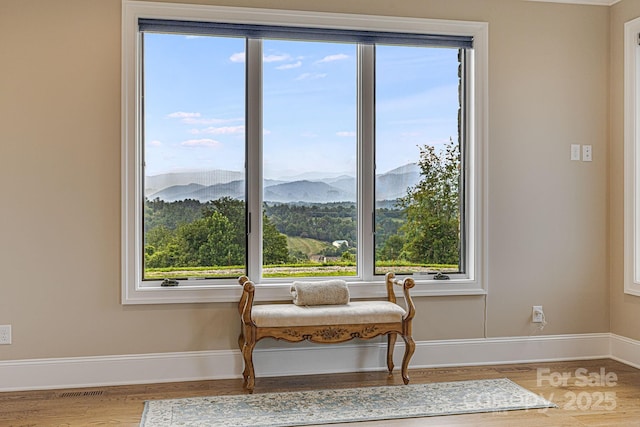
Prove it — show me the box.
[374,45,462,276]
[142,33,246,280]
[262,39,358,278]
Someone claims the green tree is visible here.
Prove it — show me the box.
[398,138,460,265]
[144,224,183,268]
[263,213,289,264]
[177,211,244,266]
[341,250,355,262]
[375,208,406,261]
[203,197,246,251]
[377,234,405,261]
[145,242,183,268]
[145,224,174,250]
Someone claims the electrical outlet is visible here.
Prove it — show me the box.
[0,325,11,345]
[532,306,544,323]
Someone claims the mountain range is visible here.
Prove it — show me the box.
[145,164,420,203]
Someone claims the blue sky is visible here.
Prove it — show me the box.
[143,33,459,179]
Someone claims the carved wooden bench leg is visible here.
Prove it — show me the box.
[242,339,256,393]
[238,332,247,387]
[386,333,397,375]
[400,334,415,385]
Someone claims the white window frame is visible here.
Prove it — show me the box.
[121,0,488,304]
[624,16,640,297]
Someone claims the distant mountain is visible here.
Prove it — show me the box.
[323,174,353,184]
[145,163,421,203]
[148,183,205,202]
[376,163,420,201]
[328,176,356,193]
[276,171,349,181]
[190,180,245,201]
[383,163,419,176]
[145,170,243,196]
[264,180,354,203]
[148,180,245,202]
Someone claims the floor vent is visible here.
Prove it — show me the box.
[58,390,104,398]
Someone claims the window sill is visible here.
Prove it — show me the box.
[623,282,640,297]
[122,279,486,305]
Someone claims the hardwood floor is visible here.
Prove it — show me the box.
[1,359,639,426]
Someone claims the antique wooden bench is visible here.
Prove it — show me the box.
[237,272,416,392]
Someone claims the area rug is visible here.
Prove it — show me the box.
[140,378,555,427]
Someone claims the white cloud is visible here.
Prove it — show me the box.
[182,117,243,125]
[296,72,327,81]
[230,52,246,63]
[192,125,245,135]
[337,131,356,137]
[316,54,349,64]
[167,111,201,119]
[263,53,291,63]
[276,61,302,70]
[180,139,222,148]
[148,140,163,146]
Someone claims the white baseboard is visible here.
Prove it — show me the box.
[0,349,242,392]
[610,334,640,369]
[0,332,626,392]
[410,333,611,367]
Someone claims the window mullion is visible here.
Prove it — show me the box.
[246,38,263,282]
[358,44,375,282]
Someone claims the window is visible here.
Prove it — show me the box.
[122,1,488,304]
[142,32,247,281]
[374,45,464,276]
[624,16,640,297]
[261,39,358,278]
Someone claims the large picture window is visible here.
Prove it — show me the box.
[122,2,488,303]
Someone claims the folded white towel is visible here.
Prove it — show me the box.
[290,280,350,306]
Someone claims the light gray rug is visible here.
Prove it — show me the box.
[140,378,555,427]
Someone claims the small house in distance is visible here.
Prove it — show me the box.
[332,240,349,248]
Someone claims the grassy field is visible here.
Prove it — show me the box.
[286,236,332,256]
[145,236,457,280]
[145,261,457,280]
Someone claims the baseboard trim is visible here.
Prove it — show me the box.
[610,334,640,369]
[410,333,611,367]
[0,332,623,392]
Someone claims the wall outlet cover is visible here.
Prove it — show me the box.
[0,325,12,345]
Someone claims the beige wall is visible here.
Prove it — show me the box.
[0,0,610,362]
[610,0,640,341]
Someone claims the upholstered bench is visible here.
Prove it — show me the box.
[237,273,416,392]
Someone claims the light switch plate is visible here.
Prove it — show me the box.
[571,144,581,161]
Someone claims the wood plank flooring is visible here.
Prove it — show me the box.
[0,359,639,426]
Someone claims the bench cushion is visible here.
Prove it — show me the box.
[251,301,406,327]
